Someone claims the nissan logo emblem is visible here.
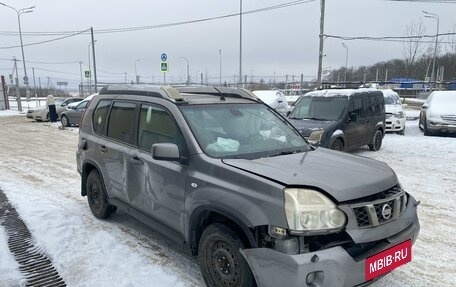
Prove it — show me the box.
[381,204,392,220]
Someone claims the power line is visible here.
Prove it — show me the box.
[0,0,315,37]
[0,29,89,50]
[324,32,456,43]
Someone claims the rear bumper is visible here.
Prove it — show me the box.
[241,205,420,287]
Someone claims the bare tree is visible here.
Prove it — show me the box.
[446,25,456,55]
[402,19,426,78]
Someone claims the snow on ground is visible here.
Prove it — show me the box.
[0,111,455,287]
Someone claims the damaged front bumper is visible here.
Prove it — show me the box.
[241,196,420,287]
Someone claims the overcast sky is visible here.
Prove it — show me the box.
[1,0,455,88]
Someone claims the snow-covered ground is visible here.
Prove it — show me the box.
[0,110,455,287]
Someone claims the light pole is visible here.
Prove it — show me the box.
[342,42,348,82]
[180,57,190,85]
[0,2,35,100]
[87,41,96,93]
[422,11,439,90]
[239,0,243,87]
[134,59,140,84]
[196,70,200,85]
[219,49,222,86]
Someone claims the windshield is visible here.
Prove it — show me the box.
[289,96,347,121]
[180,103,310,159]
[384,94,401,105]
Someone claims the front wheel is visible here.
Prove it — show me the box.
[330,138,344,151]
[397,128,405,136]
[86,170,113,219]
[198,224,256,287]
[368,130,383,151]
[61,115,70,127]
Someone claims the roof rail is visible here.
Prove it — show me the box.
[98,85,185,102]
[175,86,259,101]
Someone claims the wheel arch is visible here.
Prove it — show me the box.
[81,160,104,197]
[188,207,257,256]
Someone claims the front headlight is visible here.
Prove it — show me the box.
[284,188,346,234]
[394,111,404,118]
[308,130,323,144]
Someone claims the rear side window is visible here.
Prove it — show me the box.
[107,102,136,144]
[138,104,185,153]
[92,100,112,134]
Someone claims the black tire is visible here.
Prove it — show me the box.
[368,130,383,151]
[397,128,405,136]
[423,118,433,136]
[418,116,424,131]
[86,170,112,219]
[61,115,70,127]
[330,138,344,151]
[46,113,50,121]
[198,223,256,287]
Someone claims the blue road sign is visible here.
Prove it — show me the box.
[161,53,167,62]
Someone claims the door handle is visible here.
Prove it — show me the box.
[130,156,144,166]
[98,145,108,153]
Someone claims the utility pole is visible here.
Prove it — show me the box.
[13,57,22,111]
[90,27,98,92]
[219,49,222,86]
[32,67,37,106]
[316,0,325,89]
[79,61,83,96]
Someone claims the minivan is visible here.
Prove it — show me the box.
[288,89,385,151]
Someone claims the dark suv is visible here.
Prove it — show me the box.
[77,85,419,287]
[288,89,385,151]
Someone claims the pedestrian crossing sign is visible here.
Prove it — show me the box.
[161,62,168,73]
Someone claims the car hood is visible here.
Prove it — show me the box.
[385,105,403,114]
[287,118,335,137]
[222,149,398,202]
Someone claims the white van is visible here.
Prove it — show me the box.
[382,89,406,135]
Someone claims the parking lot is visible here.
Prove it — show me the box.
[0,113,455,287]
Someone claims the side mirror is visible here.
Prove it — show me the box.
[152,143,180,161]
[348,112,358,122]
[422,103,428,109]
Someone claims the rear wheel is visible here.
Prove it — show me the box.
[198,223,256,287]
[368,130,383,151]
[86,170,113,219]
[330,138,344,151]
[61,115,70,127]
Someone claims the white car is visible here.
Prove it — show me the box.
[419,90,456,136]
[382,89,406,135]
[27,97,83,121]
[252,90,290,116]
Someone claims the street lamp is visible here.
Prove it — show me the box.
[219,49,222,86]
[239,0,243,87]
[0,2,35,103]
[342,42,349,82]
[422,10,439,90]
[134,59,141,84]
[180,56,190,85]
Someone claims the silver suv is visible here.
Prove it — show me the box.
[77,85,419,287]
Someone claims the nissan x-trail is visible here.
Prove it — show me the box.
[77,85,419,287]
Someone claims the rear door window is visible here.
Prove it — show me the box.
[92,100,112,135]
[106,101,137,144]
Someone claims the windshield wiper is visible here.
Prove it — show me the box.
[270,149,303,157]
